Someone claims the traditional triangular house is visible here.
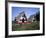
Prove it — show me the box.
[28,14,36,22]
[14,11,27,23]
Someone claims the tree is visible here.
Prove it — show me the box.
[22,13,27,21]
[35,11,40,21]
[14,17,17,23]
[22,18,24,23]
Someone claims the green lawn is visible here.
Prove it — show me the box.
[12,21,40,31]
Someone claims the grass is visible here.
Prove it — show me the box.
[12,21,40,31]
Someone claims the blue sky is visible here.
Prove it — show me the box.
[12,7,40,20]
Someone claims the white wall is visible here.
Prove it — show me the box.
[0,0,46,38]
[0,0,5,38]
